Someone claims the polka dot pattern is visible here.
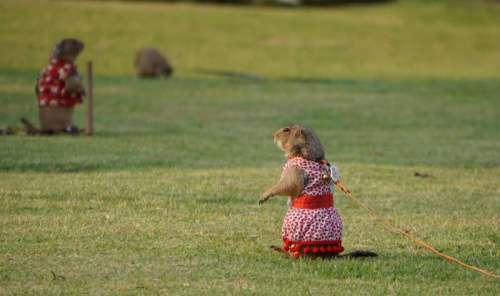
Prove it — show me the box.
[280,157,343,252]
[282,207,343,242]
[282,157,335,196]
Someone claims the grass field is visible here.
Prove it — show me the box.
[1,0,499,295]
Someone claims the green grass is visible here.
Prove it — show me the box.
[1,0,500,295]
[1,0,500,79]
[1,74,498,171]
[1,166,499,294]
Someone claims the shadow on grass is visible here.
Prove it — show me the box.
[194,69,381,86]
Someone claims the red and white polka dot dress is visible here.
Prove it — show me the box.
[281,157,344,257]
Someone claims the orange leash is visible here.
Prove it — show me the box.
[335,180,500,280]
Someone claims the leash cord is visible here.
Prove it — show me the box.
[334,180,499,280]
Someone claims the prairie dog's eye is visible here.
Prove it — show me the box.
[283,127,290,132]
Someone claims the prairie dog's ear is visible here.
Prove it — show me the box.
[51,40,63,59]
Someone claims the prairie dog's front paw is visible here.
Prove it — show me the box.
[259,191,274,205]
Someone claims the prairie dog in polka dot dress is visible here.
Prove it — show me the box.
[260,124,377,259]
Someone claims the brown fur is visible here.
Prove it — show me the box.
[51,38,84,63]
[273,124,325,161]
[259,124,324,205]
[134,47,173,78]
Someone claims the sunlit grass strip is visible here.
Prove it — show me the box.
[1,165,498,294]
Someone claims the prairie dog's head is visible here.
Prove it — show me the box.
[51,38,84,63]
[273,124,325,161]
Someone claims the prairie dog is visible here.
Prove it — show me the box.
[134,47,173,78]
[259,124,325,205]
[36,38,85,132]
[260,124,377,259]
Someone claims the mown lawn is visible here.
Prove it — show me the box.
[1,0,499,295]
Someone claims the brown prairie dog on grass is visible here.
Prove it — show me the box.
[134,47,173,78]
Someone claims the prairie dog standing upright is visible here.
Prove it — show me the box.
[36,38,85,132]
[260,124,377,259]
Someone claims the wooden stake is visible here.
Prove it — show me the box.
[86,61,93,135]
